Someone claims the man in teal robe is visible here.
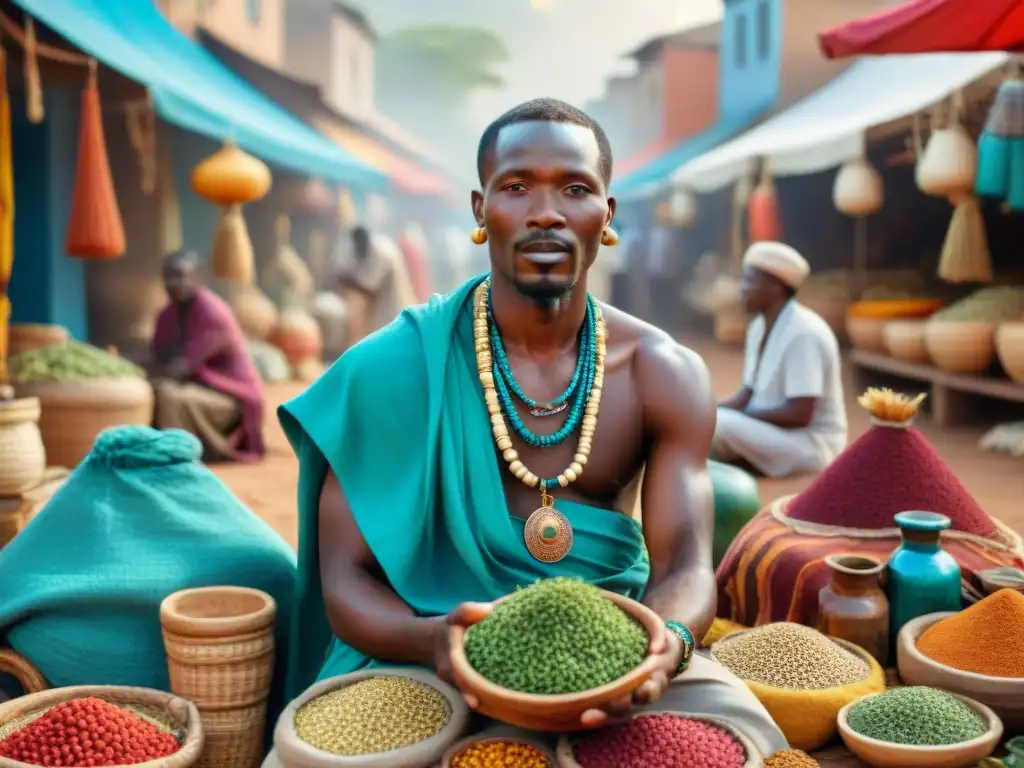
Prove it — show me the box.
[277,98,787,756]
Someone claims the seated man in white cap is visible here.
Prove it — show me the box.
[713,241,847,478]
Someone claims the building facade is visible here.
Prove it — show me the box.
[719,0,781,126]
[156,0,286,69]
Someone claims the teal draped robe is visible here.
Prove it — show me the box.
[278,276,651,699]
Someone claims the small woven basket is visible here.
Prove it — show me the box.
[161,587,276,768]
[0,651,48,696]
[0,685,204,768]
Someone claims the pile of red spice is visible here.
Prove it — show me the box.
[573,713,746,768]
[785,425,997,537]
[0,697,181,766]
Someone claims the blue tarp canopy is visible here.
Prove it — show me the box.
[612,118,752,201]
[14,0,387,190]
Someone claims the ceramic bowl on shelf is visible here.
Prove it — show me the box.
[847,316,889,352]
[923,321,996,374]
[995,321,1024,383]
[448,589,666,733]
[837,691,1002,767]
[884,320,930,364]
[897,612,1024,730]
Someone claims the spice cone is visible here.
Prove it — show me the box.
[66,68,126,259]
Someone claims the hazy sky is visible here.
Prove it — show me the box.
[350,0,723,134]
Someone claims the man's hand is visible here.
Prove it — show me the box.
[578,631,681,728]
[433,601,493,709]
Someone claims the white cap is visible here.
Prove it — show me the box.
[742,241,810,289]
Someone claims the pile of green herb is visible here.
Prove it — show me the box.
[847,687,987,746]
[9,341,145,383]
[463,577,648,695]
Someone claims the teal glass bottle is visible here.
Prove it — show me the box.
[887,511,962,653]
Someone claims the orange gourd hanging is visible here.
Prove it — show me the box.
[748,168,782,243]
[66,60,125,260]
[191,140,271,283]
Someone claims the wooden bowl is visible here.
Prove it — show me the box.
[924,321,996,374]
[837,691,1002,767]
[556,712,763,767]
[0,685,205,768]
[884,320,930,364]
[274,669,469,768]
[847,316,889,352]
[995,321,1024,383]
[448,589,666,732]
[442,734,556,767]
[897,612,1024,730]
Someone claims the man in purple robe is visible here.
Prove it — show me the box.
[150,250,265,462]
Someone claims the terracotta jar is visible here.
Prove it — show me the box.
[818,555,890,666]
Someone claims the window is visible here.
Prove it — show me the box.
[245,0,261,24]
[734,13,748,68]
[756,1,771,61]
[351,51,361,107]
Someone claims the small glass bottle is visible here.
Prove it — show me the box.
[886,511,961,653]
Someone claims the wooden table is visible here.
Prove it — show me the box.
[850,350,1024,428]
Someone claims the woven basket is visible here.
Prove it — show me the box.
[0,398,45,498]
[14,378,153,469]
[0,650,48,695]
[0,685,204,768]
[161,587,276,768]
[8,324,68,357]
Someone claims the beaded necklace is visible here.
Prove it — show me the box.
[473,280,607,563]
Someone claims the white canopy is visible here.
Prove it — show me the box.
[671,52,1009,193]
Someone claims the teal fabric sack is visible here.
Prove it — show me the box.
[0,426,296,730]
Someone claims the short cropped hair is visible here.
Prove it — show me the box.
[476,98,613,186]
[163,249,200,269]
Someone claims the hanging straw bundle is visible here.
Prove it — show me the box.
[937,195,992,284]
[23,17,43,124]
[261,214,314,309]
[748,166,782,243]
[0,46,13,392]
[65,60,126,259]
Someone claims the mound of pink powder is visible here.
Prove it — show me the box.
[573,713,746,768]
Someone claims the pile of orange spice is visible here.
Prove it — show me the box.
[448,739,550,767]
[765,749,820,767]
[917,588,1024,677]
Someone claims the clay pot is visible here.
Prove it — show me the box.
[818,555,890,667]
[884,319,930,364]
[846,316,888,352]
[924,320,996,374]
[0,397,46,497]
[8,324,68,356]
[267,309,323,367]
[996,321,1024,383]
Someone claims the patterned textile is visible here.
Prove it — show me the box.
[716,496,1024,627]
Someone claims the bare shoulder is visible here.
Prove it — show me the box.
[600,303,714,417]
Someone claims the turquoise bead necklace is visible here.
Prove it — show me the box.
[486,283,598,450]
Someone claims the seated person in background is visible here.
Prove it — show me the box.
[278,98,787,756]
[149,249,265,462]
[713,241,847,478]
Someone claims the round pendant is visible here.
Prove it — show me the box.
[523,505,573,563]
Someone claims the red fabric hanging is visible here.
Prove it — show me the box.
[819,0,1024,59]
[748,181,782,243]
[66,64,125,260]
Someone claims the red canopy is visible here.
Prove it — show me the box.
[819,0,1024,59]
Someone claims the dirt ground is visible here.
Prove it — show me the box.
[213,338,1024,550]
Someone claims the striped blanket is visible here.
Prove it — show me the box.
[716,496,1024,627]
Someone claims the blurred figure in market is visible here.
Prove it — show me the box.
[149,249,265,462]
[397,222,432,303]
[337,225,417,346]
[713,241,847,478]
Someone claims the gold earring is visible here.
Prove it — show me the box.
[470,227,488,245]
[601,228,619,247]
